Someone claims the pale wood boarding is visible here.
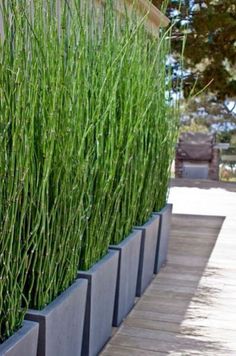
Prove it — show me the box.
[101,180,236,355]
[96,0,169,37]
[96,0,169,26]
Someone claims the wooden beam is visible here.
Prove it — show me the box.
[97,0,170,30]
[126,0,170,28]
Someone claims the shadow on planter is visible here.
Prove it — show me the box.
[154,203,173,274]
[0,321,38,356]
[110,229,142,326]
[78,249,119,356]
[25,279,88,356]
[134,214,160,297]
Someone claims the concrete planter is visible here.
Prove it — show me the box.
[110,229,142,326]
[78,250,119,356]
[0,321,38,356]
[134,214,160,297]
[154,203,173,274]
[25,279,88,356]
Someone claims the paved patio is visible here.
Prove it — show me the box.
[101,179,236,355]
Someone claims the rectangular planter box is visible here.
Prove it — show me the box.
[25,278,88,356]
[134,214,160,297]
[154,203,173,274]
[78,249,119,356]
[110,229,142,326]
[0,321,39,356]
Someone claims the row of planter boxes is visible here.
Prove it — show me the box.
[0,204,172,356]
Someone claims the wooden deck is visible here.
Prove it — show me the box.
[101,180,236,355]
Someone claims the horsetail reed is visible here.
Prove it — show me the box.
[0,0,178,342]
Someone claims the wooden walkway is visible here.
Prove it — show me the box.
[101,180,236,355]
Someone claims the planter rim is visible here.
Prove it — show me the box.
[0,321,38,353]
[109,229,142,250]
[134,213,160,230]
[153,203,173,215]
[27,278,87,317]
[78,249,118,277]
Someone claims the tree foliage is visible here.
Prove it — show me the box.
[180,94,236,134]
[163,0,236,100]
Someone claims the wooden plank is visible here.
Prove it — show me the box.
[154,270,236,285]
[166,254,211,267]
[170,229,221,239]
[118,324,236,346]
[124,317,236,334]
[169,233,218,243]
[102,345,165,355]
[163,263,209,274]
[168,246,217,258]
[171,214,224,226]
[147,283,198,294]
[109,334,236,354]
[151,277,201,288]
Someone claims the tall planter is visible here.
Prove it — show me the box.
[78,250,119,356]
[154,203,173,274]
[109,230,142,326]
[0,321,39,356]
[25,279,88,356]
[134,214,160,297]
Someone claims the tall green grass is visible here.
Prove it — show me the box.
[0,0,178,342]
[0,0,89,339]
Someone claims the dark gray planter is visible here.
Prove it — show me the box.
[78,249,119,356]
[154,203,173,274]
[110,229,142,326]
[0,321,38,356]
[25,279,88,356]
[134,214,160,297]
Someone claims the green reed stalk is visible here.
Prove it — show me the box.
[0,0,179,341]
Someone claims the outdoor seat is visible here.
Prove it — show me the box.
[175,132,219,180]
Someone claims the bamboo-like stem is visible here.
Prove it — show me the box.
[0,0,179,342]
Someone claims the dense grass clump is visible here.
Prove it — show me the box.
[0,0,178,342]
